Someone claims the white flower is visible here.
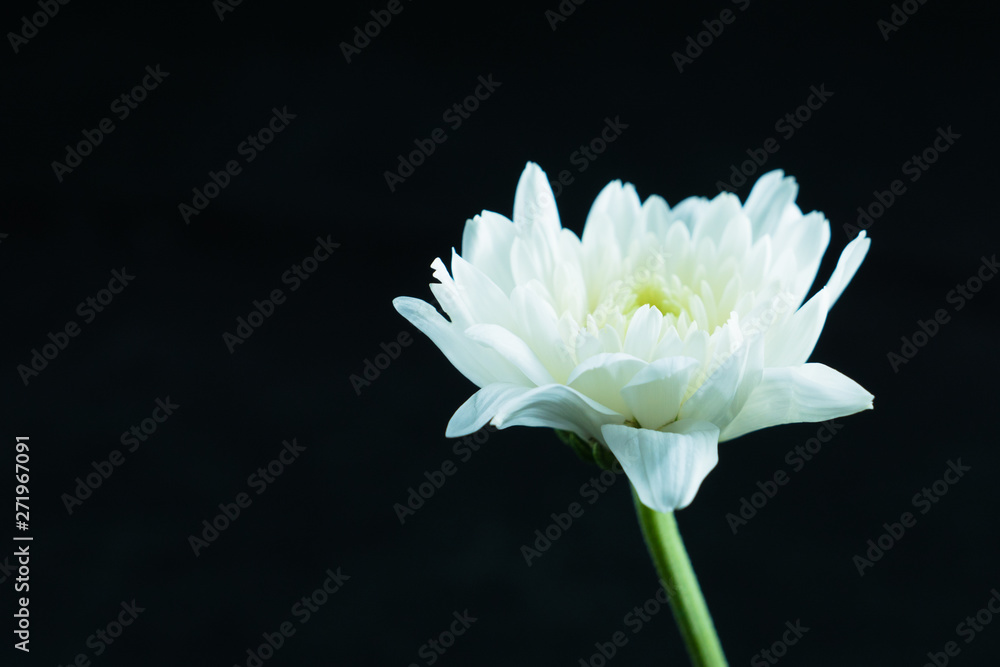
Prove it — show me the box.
[394,163,873,512]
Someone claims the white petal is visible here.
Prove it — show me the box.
[717,210,753,262]
[692,192,744,246]
[621,357,700,431]
[764,288,831,367]
[446,383,529,437]
[680,330,764,427]
[651,326,684,359]
[765,231,871,367]
[464,323,555,386]
[572,327,602,365]
[742,235,773,290]
[667,196,709,235]
[495,384,624,443]
[743,170,798,241]
[660,221,692,275]
[510,284,576,382]
[641,195,671,236]
[687,294,710,333]
[602,420,720,512]
[510,224,555,290]
[567,352,648,416]
[720,363,874,441]
[513,162,561,235]
[774,211,830,308]
[681,328,710,368]
[394,296,512,387]
[623,304,663,360]
[552,230,588,318]
[582,180,643,255]
[450,250,514,328]
[824,230,871,308]
[581,180,641,298]
[460,211,516,294]
[428,257,474,328]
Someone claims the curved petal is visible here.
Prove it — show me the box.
[513,162,561,235]
[743,170,798,241]
[394,296,517,387]
[720,363,874,441]
[461,211,517,294]
[621,357,700,431]
[567,352,648,416]
[582,179,643,256]
[682,331,765,430]
[764,288,831,368]
[692,191,744,247]
[641,194,671,236]
[508,164,566,296]
[773,210,830,309]
[446,383,530,437]
[824,230,871,308]
[494,384,624,443]
[623,304,663,360]
[602,420,720,512]
[765,231,871,367]
[510,284,576,382]
[465,323,555,386]
[450,250,514,329]
[580,180,641,296]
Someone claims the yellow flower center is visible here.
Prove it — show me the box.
[625,277,686,318]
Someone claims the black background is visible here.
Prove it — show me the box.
[2,1,998,665]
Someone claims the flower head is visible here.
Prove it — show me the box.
[394,163,873,512]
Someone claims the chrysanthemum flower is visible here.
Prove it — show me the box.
[394,163,872,513]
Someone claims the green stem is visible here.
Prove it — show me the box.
[632,488,728,666]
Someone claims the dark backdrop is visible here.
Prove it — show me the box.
[2,1,998,665]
